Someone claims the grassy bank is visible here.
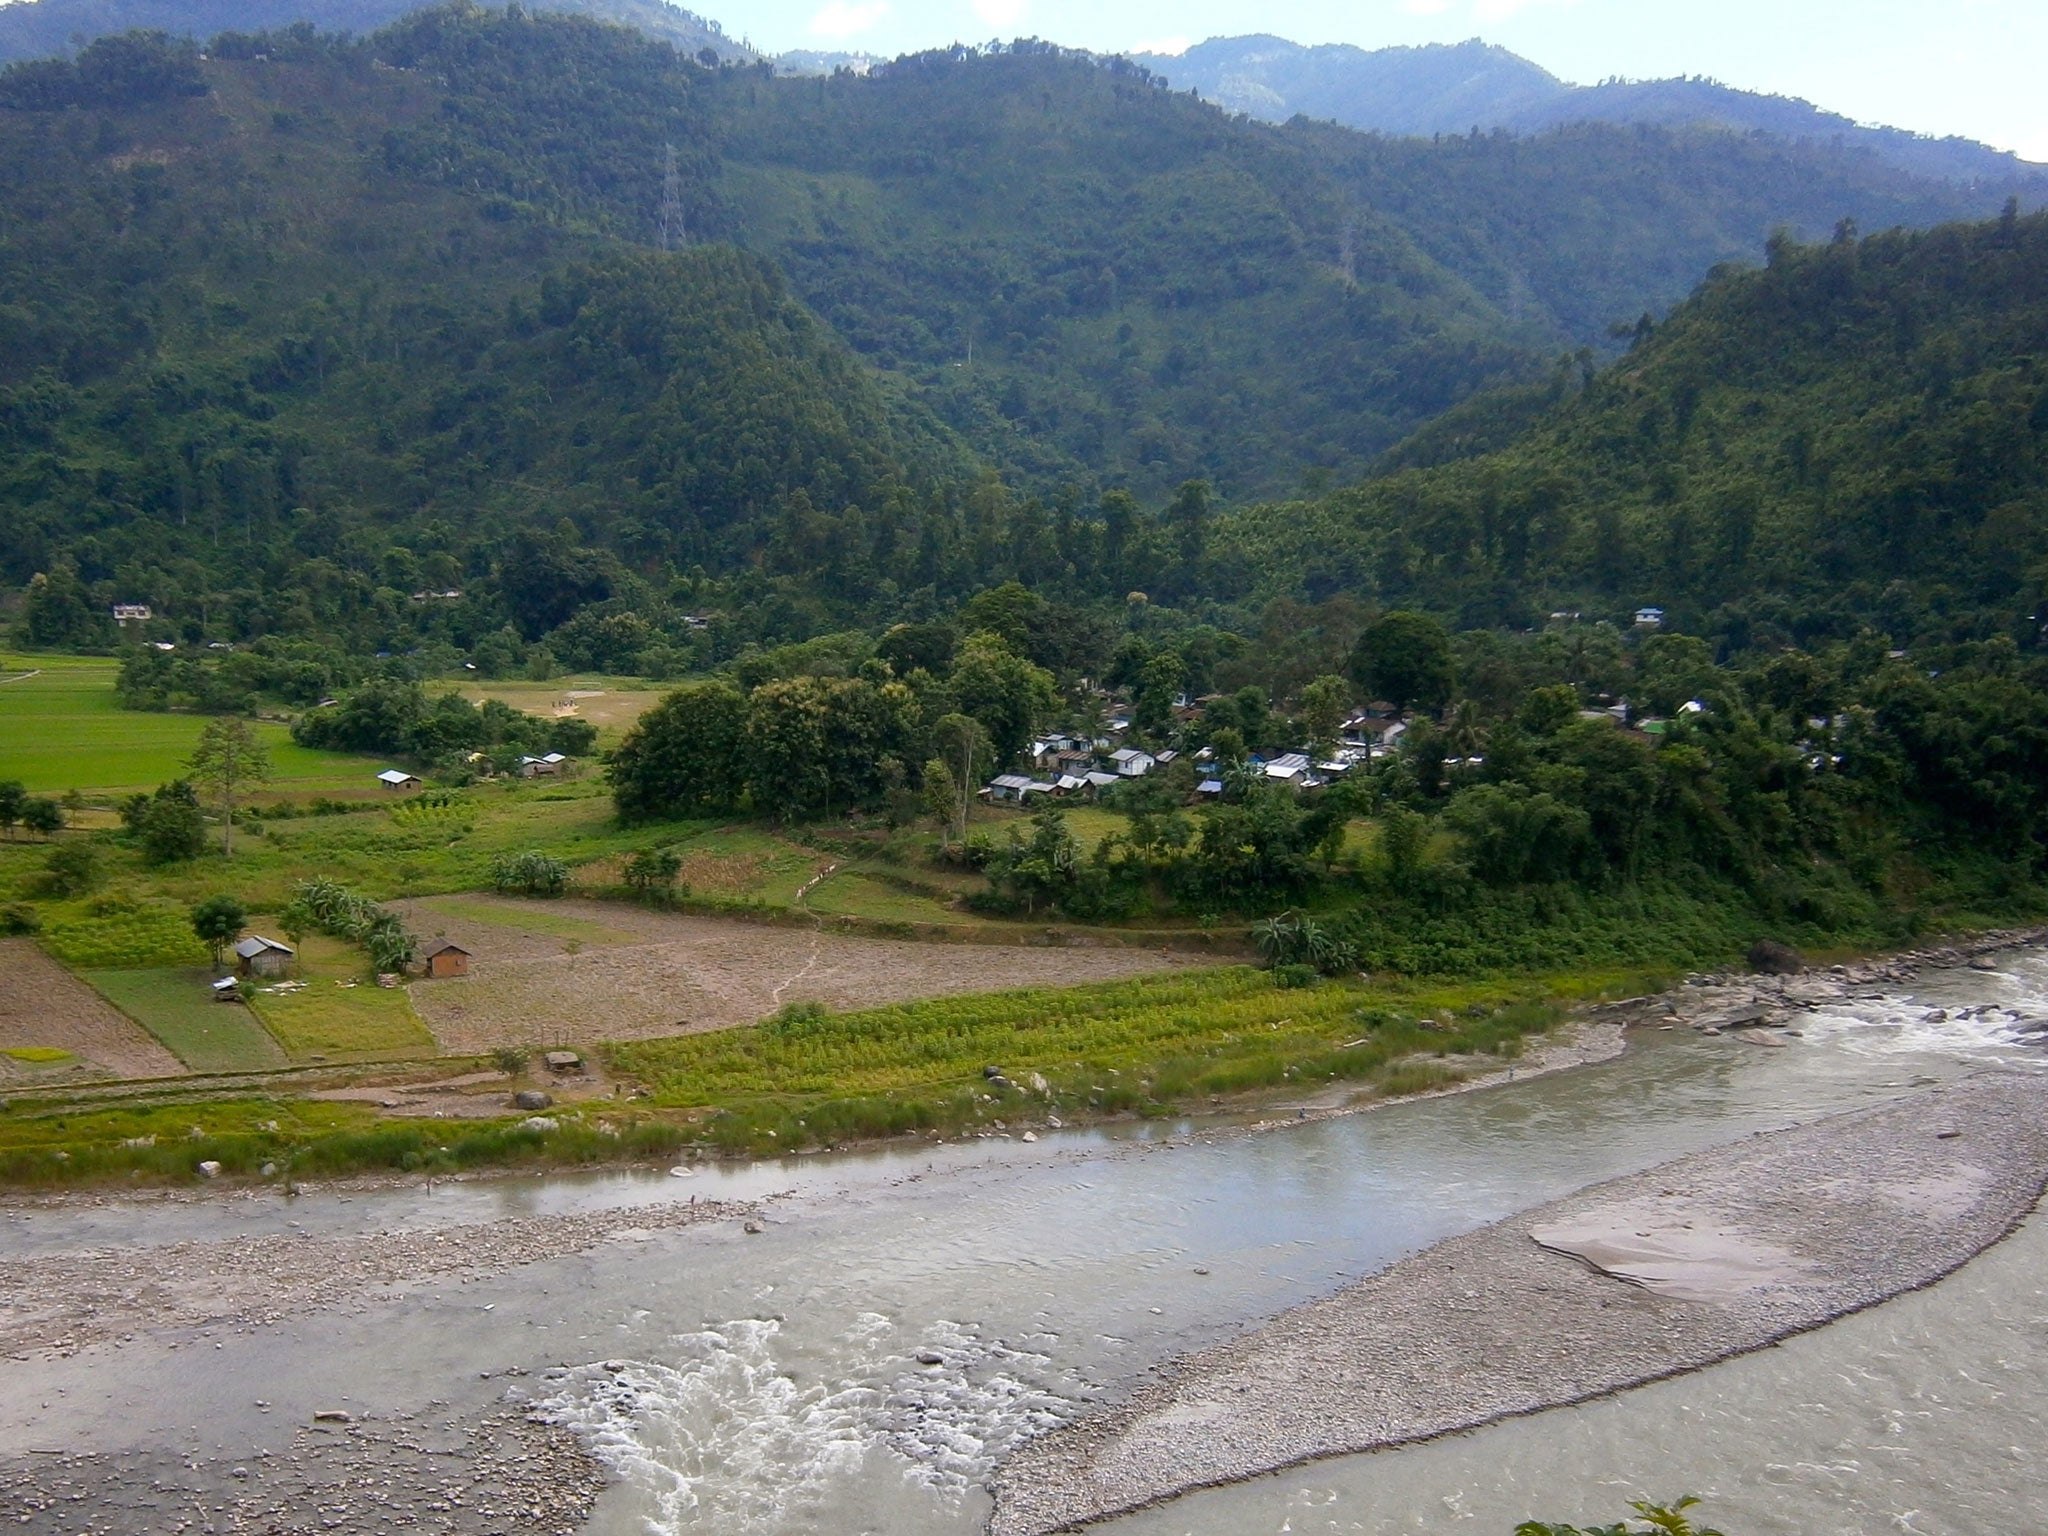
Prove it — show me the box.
[0,963,1659,1188]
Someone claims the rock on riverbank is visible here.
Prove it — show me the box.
[990,1071,2048,1535]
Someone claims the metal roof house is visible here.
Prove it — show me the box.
[1108,747,1155,777]
[233,935,296,978]
[376,769,420,790]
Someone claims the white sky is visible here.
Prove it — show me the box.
[742,0,2047,161]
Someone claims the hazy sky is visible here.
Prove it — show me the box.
[747,0,2047,161]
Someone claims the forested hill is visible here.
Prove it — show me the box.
[0,0,750,64]
[1141,36,2048,192]
[1211,210,2048,649]
[1,10,2042,661]
[0,24,984,655]
[325,15,2023,498]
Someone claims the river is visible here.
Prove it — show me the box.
[5,953,2046,1535]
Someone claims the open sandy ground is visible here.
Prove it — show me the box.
[989,1071,2048,1535]
[392,896,1200,1053]
[0,937,183,1082]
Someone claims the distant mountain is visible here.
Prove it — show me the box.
[774,48,876,76]
[1139,36,2047,190]
[0,0,751,63]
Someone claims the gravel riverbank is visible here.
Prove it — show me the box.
[0,1195,752,1360]
[989,1070,2048,1536]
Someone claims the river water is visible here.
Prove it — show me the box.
[9,954,2048,1535]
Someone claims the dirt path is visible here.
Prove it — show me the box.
[0,938,184,1081]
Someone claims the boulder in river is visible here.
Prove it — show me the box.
[1747,938,1807,975]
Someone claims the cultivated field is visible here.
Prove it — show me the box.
[0,938,185,1081]
[394,894,1199,1053]
[0,654,370,797]
[81,967,289,1073]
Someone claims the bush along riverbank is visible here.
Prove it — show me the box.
[0,965,1652,1190]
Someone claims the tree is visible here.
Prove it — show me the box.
[921,757,960,842]
[191,893,247,969]
[0,781,23,840]
[1298,675,1351,761]
[1349,611,1455,715]
[607,680,748,821]
[949,632,1057,766]
[127,780,207,865]
[1133,649,1186,740]
[931,713,990,844]
[187,717,272,857]
[20,797,63,840]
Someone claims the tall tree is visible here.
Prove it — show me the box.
[1348,611,1455,715]
[931,713,990,844]
[186,717,272,857]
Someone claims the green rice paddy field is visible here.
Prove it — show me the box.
[0,654,371,797]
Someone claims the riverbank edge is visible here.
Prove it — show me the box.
[7,923,2044,1207]
[987,1071,2048,1536]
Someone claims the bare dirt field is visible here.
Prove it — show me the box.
[391,896,1200,1053]
[0,938,184,1082]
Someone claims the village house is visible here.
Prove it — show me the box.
[1108,747,1155,777]
[1262,752,1323,789]
[233,935,295,979]
[984,773,1058,804]
[418,937,472,979]
[376,768,420,790]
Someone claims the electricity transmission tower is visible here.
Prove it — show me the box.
[659,142,685,252]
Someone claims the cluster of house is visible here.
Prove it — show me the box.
[209,932,473,1000]
[373,752,568,791]
[981,712,1417,806]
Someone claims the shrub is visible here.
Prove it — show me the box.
[623,846,683,895]
[492,850,570,897]
[41,839,101,897]
[490,1046,531,1075]
[0,902,40,935]
[1273,963,1318,989]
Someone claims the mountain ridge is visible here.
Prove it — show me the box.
[1139,35,2047,191]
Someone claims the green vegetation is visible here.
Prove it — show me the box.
[1,1046,72,1063]
[410,894,637,946]
[0,11,2028,675]
[0,1092,702,1188]
[243,935,438,1060]
[610,965,1633,1154]
[1216,212,2048,645]
[83,967,288,1071]
[0,656,365,796]
[1517,1496,1723,1536]
[39,898,209,968]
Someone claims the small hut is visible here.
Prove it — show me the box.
[233,935,296,978]
[418,937,472,979]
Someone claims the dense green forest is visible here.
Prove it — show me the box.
[1211,210,2048,650]
[1,8,2044,670]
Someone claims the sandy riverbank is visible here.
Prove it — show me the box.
[989,1071,2048,1535]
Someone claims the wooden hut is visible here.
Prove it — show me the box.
[418,937,472,979]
